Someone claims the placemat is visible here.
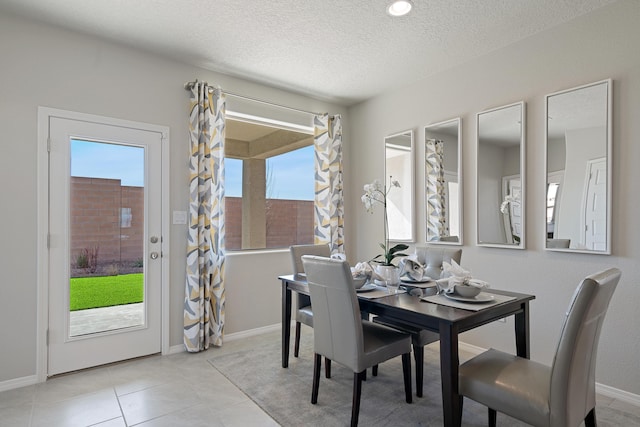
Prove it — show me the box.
[421,291,515,311]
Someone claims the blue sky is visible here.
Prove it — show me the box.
[71,139,144,186]
[71,139,314,200]
[226,145,314,200]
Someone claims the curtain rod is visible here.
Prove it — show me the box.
[184,80,325,117]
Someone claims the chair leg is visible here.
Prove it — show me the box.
[294,321,301,357]
[413,345,424,397]
[372,364,378,376]
[325,358,332,378]
[585,407,597,427]
[311,353,321,404]
[488,408,497,427]
[401,352,413,403]
[351,371,364,427]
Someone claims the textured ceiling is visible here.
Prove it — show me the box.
[0,0,617,105]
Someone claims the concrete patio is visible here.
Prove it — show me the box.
[69,302,144,336]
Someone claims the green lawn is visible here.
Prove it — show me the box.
[70,273,143,311]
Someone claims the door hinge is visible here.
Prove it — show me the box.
[47,136,51,152]
[46,329,49,345]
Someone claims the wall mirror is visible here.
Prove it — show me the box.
[545,79,611,254]
[477,102,526,249]
[385,129,414,242]
[424,118,462,245]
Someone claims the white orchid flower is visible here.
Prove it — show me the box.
[361,176,408,266]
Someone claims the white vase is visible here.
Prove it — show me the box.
[375,264,400,285]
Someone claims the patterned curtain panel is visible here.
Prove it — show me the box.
[313,113,344,255]
[425,139,447,241]
[184,82,226,352]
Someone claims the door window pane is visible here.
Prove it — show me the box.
[69,139,145,336]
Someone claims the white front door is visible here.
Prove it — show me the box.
[583,158,607,251]
[501,175,522,244]
[46,111,166,376]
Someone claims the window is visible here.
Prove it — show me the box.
[224,115,315,250]
[120,208,132,228]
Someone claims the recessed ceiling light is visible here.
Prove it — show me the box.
[387,0,413,17]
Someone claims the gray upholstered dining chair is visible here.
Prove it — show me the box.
[374,246,462,397]
[301,255,413,427]
[459,267,621,427]
[289,244,332,374]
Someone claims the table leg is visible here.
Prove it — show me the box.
[515,301,531,358]
[282,280,292,368]
[439,322,462,427]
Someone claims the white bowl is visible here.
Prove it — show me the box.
[352,276,367,289]
[454,284,481,298]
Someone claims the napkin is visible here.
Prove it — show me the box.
[439,259,489,294]
[398,255,426,281]
[351,261,375,280]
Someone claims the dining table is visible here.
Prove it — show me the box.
[279,274,535,427]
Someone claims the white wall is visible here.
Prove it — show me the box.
[348,0,640,396]
[0,12,348,384]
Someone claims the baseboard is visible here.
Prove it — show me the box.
[0,374,38,393]
[224,323,281,341]
[458,341,485,356]
[168,344,186,355]
[597,382,640,406]
[167,323,281,355]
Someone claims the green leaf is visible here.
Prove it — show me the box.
[388,244,409,255]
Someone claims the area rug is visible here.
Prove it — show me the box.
[208,329,487,426]
[207,329,639,427]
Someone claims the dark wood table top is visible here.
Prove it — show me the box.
[279,274,534,331]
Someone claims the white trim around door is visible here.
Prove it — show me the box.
[36,107,170,381]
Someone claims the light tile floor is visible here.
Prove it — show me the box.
[0,347,278,427]
[1,328,639,426]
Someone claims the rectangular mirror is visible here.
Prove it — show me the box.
[385,130,414,242]
[477,102,526,249]
[545,79,611,254]
[425,118,462,245]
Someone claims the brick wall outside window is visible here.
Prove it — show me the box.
[70,178,315,276]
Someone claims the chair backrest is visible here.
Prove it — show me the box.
[415,246,462,279]
[302,255,364,372]
[547,238,571,248]
[290,244,331,274]
[550,268,621,427]
[290,244,331,310]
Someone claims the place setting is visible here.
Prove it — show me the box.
[397,255,439,296]
[418,260,515,311]
[350,261,406,298]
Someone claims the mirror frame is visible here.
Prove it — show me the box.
[385,129,415,243]
[544,79,612,254]
[476,101,526,249]
[424,117,463,245]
